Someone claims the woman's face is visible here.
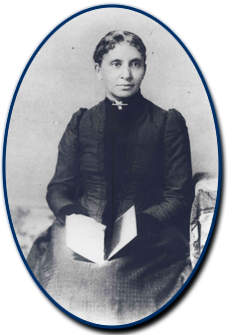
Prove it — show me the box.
[95,42,146,101]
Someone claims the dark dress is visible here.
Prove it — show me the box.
[27,92,193,325]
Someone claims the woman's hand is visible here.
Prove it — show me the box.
[57,204,77,224]
[136,212,160,235]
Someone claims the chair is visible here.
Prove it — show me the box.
[190,173,218,268]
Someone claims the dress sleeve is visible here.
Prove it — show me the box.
[143,109,194,223]
[46,109,86,219]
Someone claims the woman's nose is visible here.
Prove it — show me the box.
[121,66,132,80]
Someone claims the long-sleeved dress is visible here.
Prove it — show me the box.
[27,91,194,325]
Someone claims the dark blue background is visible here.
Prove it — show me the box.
[0,3,227,335]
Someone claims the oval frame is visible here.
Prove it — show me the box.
[3,3,226,335]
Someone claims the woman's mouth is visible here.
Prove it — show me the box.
[119,84,133,86]
[118,84,134,89]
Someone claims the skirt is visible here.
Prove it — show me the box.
[27,217,192,326]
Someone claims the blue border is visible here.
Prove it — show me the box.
[0,3,227,335]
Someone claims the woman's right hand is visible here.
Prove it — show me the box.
[57,204,77,224]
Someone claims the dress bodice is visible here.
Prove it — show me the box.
[46,93,193,238]
[79,93,152,223]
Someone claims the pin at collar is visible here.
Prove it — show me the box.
[112,101,128,110]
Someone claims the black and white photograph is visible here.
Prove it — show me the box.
[1,1,229,333]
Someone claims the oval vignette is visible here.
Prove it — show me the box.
[3,5,221,329]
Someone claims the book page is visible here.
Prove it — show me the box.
[66,215,106,264]
[109,205,137,259]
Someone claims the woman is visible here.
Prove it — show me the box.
[27,31,194,325]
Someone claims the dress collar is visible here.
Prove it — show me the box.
[104,90,143,111]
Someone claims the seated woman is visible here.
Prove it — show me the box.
[27,30,194,325]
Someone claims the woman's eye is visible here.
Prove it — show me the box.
[131,62,139,68]
[112,62,121,67]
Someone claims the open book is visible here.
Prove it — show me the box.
[66,206,137,264]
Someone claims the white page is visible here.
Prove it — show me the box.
[66,215,106,264]
[109,205,137,259]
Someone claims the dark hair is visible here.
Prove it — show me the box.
[93,30,147,66]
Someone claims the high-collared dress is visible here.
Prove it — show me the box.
[27,92,194,325]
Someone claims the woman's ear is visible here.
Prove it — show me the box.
[95,63,103,80]
[143,63,147,79]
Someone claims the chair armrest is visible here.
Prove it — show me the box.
[190,175,218,268]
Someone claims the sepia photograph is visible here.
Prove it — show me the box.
[1,1,227,332]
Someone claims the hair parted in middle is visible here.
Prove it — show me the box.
[93,30,147,66]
